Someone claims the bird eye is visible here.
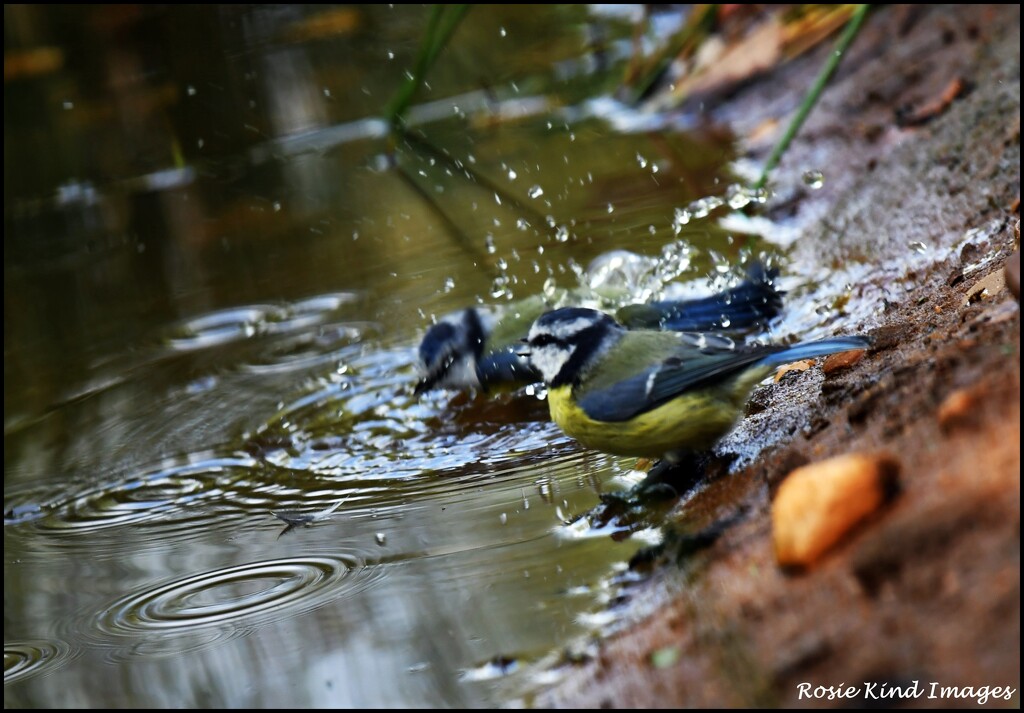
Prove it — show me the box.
[529,334,558,348]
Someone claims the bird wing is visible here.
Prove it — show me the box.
[616,261,783,332]
[575,332,781,423]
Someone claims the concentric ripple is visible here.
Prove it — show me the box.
[4,639,74,685]
[95,555,385,644]
[5,457,258,535]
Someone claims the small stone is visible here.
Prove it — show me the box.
[772,453,900,567]
[1006,251,1019,301]
[822,349,865,375]
[937,387,980,432]
[962,269,1007,306]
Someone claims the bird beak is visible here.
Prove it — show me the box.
[514,339,531,358]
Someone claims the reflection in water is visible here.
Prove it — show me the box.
[3,5,765,709]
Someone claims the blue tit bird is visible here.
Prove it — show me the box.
[415,263,783,395]
[520,307,869,460]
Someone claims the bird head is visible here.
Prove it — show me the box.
[522,307,622,387]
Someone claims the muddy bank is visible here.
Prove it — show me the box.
[537,5,1020,708]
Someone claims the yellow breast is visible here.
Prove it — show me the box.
[544,365,770,458]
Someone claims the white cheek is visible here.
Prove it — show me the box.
[530,344,574,384]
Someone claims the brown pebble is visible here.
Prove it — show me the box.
[822,349,865,375]
[1006,251,1020,300]
[772,454,900,568]
[962,268,1007,306]
[937,387,980,431]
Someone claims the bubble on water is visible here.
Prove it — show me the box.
[528,185,544,199]
[802,169,825,189]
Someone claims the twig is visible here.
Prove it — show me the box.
[753,4,870,191]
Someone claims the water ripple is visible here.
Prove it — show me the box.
[4,457,258,534]
[4,639,75,685]
[91,554,385,658]
[164,292,359,352]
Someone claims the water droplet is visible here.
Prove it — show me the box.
[909,241,928,254]
[802,170,825,189]
[272,201,281,212]
[720,315,731,328]
[515,218,530,231]
[387,50,395,60]
[507,168,517,181]
[635,153,648,169]
[322,88,332,98]
[499,26,507,37]
[607,203,615,214]
[375,533,387,546]
[197,138,204,149]
[493,193,502,206]
[443,277,455,293]
[485,235,496,254]
[528,185,544,199]
[555,226,570,243]
[186,85,197,96]
[675,205,692,228]
[499,512,507,525]
[496,257,508,271]
[62,100,74,110]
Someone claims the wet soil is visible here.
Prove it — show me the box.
[538,5,1020,707]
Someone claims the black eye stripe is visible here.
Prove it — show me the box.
[529,334,563,348]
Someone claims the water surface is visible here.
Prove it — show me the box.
[5,5,765,707]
